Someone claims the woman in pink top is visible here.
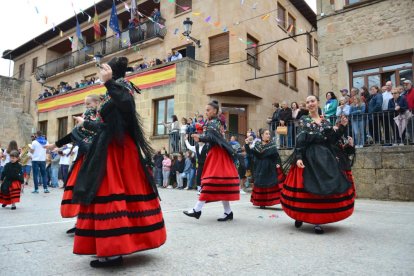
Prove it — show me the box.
[162,154,172,188]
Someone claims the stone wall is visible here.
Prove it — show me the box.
[0,76,34,147]
[316,0,414,98]
[279,145,414,201]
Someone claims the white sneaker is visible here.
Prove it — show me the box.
[392,143,398,146]
[399,143,404,146]
[240,190,247,194]
[184,187,190,190]
[167,185,173,189]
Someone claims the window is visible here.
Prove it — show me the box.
[175,0,192,15]
[277,3,286,29]
[154,97,174,136]
[246,34,259,68]
[32,57,38,74]
[288,64,297,89]
[350,54,413,88]
[307,34,313,54]
[315,82,320,96]
[308,77,315,95]
[287,13,296,35]
[313,39,319,58]
[278,57,287,84]
[57,117,68,140]
[209,32,229,63]
[18,63,25,79]
[38,121,48,137]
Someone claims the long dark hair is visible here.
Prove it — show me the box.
[258,128,268,140]
[291,102,299,109]
[326,91,337,100]
[7,140,18,154]
[171,115,178,122]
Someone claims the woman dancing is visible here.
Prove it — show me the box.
[45,94,101,234]
[183,100,240,221]
[72,57,166,267]
[246,128,282,208]
[281,95,355,234]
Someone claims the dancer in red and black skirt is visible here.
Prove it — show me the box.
[1,150,24,210]
[72,57,166,267]
[247,128,282,209]
[281,95,355,234]
[184,100,240,221]
[45,94,101,234]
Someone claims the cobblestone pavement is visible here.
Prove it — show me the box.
[1,184,413,276]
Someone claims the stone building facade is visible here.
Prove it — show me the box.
[0,76,34,147]
[4,0,319,148]
[317,0,414,97]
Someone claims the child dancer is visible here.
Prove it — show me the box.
[1,150,24,210]
[45,94,101,234]
[184,100,240,221]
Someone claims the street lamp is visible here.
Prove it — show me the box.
[34,68,53,89]
[94,52,103,67]
[182,17,201,48]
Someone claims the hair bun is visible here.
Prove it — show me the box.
[212,100,219,105]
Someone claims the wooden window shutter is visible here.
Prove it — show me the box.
[209,33,229,63]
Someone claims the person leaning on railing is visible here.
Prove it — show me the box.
[163,115,180,152]
[367,85,383,143]
[323,92,338,124]
[350,96,366,148]
[388,87,409,145]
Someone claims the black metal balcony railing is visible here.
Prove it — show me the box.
[267,111,414,149]
[37,19,166,79]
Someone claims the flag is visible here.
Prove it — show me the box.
[93,5,101,40]
[76,16,85,48]
[109,1,120,36]
[130,0,137,20]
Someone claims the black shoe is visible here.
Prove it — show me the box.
[2,204,6,208]
[11,206,16,210]
[66,227,76,234]
[259,206,266,209]
[295,220,303,228]
[183,209,201,219]
[217,212,233,222]
[314,225,324,234]
[90,256,123,268]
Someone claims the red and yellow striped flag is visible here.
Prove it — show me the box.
[93,5,101,40]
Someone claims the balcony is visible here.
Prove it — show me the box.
[36,18,166,79]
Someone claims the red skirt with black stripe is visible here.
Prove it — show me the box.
[199,146,240,202]
[251,184,282,206]
[73,135,166,257]
[0,181,21,205]
[60,156,83,218]
[250,167,285,206]
[277,167,286,184]
[281,165,355,225]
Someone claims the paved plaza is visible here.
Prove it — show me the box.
[1,185,413,275]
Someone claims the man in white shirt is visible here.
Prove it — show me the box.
[170,50,183,61]
[382,81,394,145]
[59,145,72,187]
[30,131,49,193]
